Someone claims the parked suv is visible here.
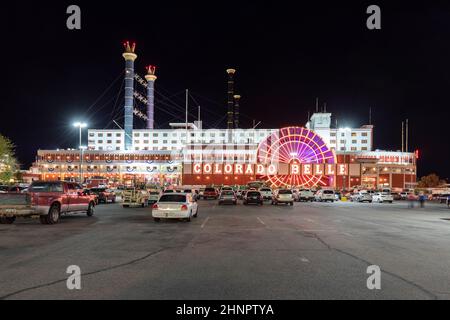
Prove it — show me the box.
[315,190,335,202]
[244,191,263,206]
[218,190,237,205]
[272,189,294,206]
[298,189,314,202]
[259,187,273,201]
[372,192,393,203]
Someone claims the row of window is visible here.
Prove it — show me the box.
[334,147,369,151]
[330,139,369,145]
[90,131,272,138]
[330,132,369,137]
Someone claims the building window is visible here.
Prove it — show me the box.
[362,132,368,136]
[351,133,357,137]
[171,140,177,144]
[135,147,139,150]
[362,147,368,151]
[163,140,168,144]
[134,140,139,144]
[153,140,158,144]
[107,140,112,144]
[116,133,121,137]
[134,133,140,137]
[89,133,94,137]
[340,147,345,151]
[98,140,103,144]
[153,133,158,137]
[107,133,112,137]
[163,133,168,137]
[116,147,120,150]
[352,140,357,144]
[144,133,149,137]
[330,132,336,137]
[98,133,103,137]
[330,140,336,144]
[362,140,368,144]
[116,140,121,143]
[340,140,345,144]
[351,147,357,151]
[144,140,149,144]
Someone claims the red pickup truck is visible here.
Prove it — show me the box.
[0,181,96,225]
[202,187,219,200]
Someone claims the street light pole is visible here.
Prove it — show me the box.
[73,122,87,183]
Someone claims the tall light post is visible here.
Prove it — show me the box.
[79,146,87,184]
[339,128,351,191]
[73,122,88,183]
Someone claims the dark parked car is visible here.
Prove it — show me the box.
[438,194,450,204]
[391,192,402,200]
[243,191,263,206]
[89,188,116,203]
[239,190,248,200]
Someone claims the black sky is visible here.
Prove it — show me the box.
[2,1,450,179]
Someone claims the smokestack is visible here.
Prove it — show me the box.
[122,41,137,150]
[234,95,241,129]
[226,69,236,129]
[145,65,157,129]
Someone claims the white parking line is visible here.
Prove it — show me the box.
[342,232,354,237]
[300,257,310,263]
[257,217,266,226]
[201,217,210,229]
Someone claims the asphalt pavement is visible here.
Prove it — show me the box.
[1,199,450,300]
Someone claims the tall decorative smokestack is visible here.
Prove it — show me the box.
[145,65,157,129]
[122,41,137,150]
[234,95,241,129]
[226,69,236,130]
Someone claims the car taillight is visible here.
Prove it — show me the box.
[181,204,188,211]
[152,204,158,210]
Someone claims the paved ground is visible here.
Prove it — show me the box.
[1,199,450,300]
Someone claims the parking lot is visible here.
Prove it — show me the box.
[1,199,450,300]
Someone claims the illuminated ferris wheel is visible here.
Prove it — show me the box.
[257,127,336,188]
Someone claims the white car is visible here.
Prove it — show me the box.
[272,189,294,206]
[152,193,198,222]
[148,190,161,204]
[259,187,273,201]
[315,190,335,202]
[298,189,314,202]
[372,192,393,203]
[351,191,373,203]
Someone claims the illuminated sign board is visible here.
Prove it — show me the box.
[187,163,349,176]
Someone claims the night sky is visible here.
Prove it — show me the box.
[2,1,450,179]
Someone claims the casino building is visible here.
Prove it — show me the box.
[28,42,417,190]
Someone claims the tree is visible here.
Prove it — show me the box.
[0,134,19,184]
[417,173,443,188]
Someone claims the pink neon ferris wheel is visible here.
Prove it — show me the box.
[257,127,336,188]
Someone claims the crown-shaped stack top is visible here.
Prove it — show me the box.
[123,41,136,53]
[146,65,157,75]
